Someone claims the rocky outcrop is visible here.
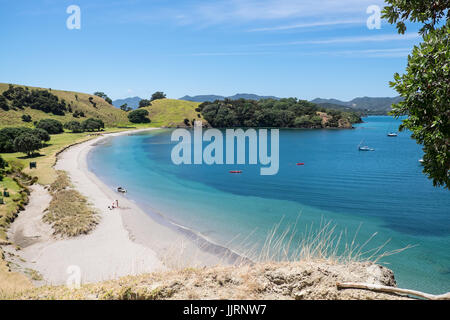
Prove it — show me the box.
[12,260,408,300]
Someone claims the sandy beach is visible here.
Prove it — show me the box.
[6,129,224,286]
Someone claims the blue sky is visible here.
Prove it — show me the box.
[0,0,422,101]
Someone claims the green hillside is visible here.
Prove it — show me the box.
[0,83,130,127]
[0,83,203,128]
[140,98,203,127]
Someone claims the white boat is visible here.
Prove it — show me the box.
[419,159,424,164]
[117,187,127,193]
[358,140,374,151]
[387,132,398,137]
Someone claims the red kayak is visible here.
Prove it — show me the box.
[296,163,305,166]
[229,170,243,174]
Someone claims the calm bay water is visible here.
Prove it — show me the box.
[88,116,449,294]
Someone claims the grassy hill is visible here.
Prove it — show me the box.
[0,83,130,127]
[0,83,203,128]
[140,98,203,127]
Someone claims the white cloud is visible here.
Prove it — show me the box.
[247,19,365,32]
[257,32,420,46]
[319,48,412,58]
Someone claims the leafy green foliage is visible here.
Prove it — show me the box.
[0,127,50,152]
[139,99,152,108]
[2,84,67,115]
[72,110,85,118]
[389,21,450,189]
[93,92,113,105]
[150,92,166,102]
[64,120,84,133]
[382,0,450,34]
[0,155,6,169]
[128,109,151,123]
[82,118,105,132]
[13,133,42,156]
[197,98,361,128]
[21,114,32,122]
[384,1,450,189]
[120,103,132,112]
[0,96,9,111]
[36,119,64,134]
[32,128,51,143]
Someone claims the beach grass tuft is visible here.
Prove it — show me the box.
[43,171,98,237]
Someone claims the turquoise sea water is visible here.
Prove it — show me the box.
[88,116,449,294]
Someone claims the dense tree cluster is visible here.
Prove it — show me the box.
[14,133,42,157]
[196,98,361,128]
[72,110,85,118]
[0,155,6,181]
[128,109,150,123]
[150,91,166,102]
[35,119,64,134]
[0,127,50,153]
[82,118,105,131]
[1,85,67,115]
[64,121,84,133]
[63,118,104,133]
[21,114,32,122]
[93,92,113,105]
[120,103,133,112]
[383,0,450,189]
[138,99,152,108]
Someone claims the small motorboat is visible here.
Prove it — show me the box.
[358,140,374,151]
[359,146,374,151]
[296,163,305,166]
[419,159,424,164]
[229,170,242,174]
[117,187,127,193]
[387,132,398,137]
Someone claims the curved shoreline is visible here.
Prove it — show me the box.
[7,128,246,285]
[86,131,251,266]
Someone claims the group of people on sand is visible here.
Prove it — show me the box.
[108,199,119,211]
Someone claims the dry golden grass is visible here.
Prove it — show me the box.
[43,172,99,237]
[7,260,407,300]
[48,170,71,193]
[235,217,413,266]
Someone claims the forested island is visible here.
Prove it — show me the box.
[195,98,362,129]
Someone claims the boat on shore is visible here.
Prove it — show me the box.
[117,186,127,193]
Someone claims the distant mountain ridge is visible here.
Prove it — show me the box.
[311,96,402,114]
[112,94,401,115]
[112,96,142,109]
[179,93,280,102]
